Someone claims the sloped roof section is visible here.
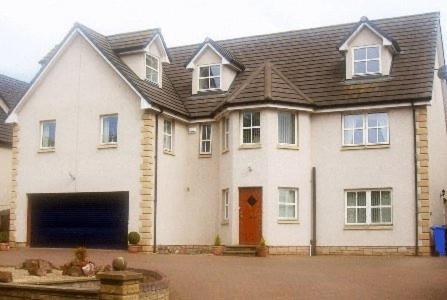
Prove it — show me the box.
[0,74,28,145]
[185,38,245,71]
[224,62,312,107]
[165,12,440,118]
[107,28,160,52]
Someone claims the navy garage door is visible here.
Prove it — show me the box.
[29,192,129,249]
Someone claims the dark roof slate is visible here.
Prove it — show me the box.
[164,12,440,117]
[0,74,29,145]
[36,12,441,119]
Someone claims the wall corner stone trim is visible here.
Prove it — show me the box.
[140,111,156,252]
[9,124,19,247]
[415,106,431,256]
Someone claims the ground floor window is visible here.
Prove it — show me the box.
[222,189,229,222]
[278,188,298,221]
[345,189,392,225]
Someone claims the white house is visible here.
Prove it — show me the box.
[4,12,447,255]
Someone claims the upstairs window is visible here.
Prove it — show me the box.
[222,117,229,152]
[241,111,260,144]
[163,119,174,153]
[353,46,380,75]
[198,64,221,91]
[146,54,159,84]
[101,114,118,144]
[200,124,212,154]
[40,120,56,149]
[278,112,297,145]
[343,113,389,146]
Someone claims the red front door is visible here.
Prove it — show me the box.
[239,187,262,245]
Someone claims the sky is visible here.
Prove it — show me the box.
[0,0,446,82]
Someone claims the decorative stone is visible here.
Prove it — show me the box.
[112,257,127,271]
[0,271,12,283]
[21,259,55,276]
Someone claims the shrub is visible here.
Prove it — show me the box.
[0,231,8,243]
[74,247,87,261]
[259,237,266,247]
[128,232,140,245]
[214,234,221,246]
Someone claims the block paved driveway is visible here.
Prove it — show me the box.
[1,248,447,299]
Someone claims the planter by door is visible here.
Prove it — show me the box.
[239,187,262,245]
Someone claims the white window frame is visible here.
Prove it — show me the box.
[198,64,221,91]
[100,114,118,145]
[345,189,393,226]
[163,119,174,153]
[342,113,389,146]
[145,53,160,85]
[199,124,212,154]
[222,117,230,152]
[40,120,56,149]
[277,111,298,146]
[352,45,381,76]
[278,188,299,221]
[222,189,229,222]
[240,111,261,145]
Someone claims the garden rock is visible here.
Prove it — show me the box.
[21,259,56,276]
[0,271,12,283]
[112,257,127,271]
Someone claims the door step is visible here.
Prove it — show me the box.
[223,245,257,257]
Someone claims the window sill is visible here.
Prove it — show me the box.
[38,148,55,153]
[163,150,175,156]
[277,144,299,150]
[199,153,212,158]
[97,144,118,149]
[341,144,390,151]
[221,149,229,154]
[239,144,261,150]
[221,220,229,226]
[344,225,393,230]
[277,220,299,224]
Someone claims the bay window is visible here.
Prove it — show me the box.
[163,119,174,152]
[278,111,297,145]
[222,117,229,152]
[241,111,260,144]
[345,189,392,225]
[343,113,389,146]
[200,124,212,154]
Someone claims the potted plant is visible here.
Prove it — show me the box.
[256,237,268,257]
[212,234,224,255]
[0,231,9,251]
[128,232,142,253]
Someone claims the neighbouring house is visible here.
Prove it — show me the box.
[4,12,447,255]
[0,74,28,231]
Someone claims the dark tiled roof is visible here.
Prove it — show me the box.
[0,74,28,145]
[36,12,440,119]
[107,29,160,53]
[185,38,245,71]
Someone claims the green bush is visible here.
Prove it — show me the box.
[259,237,266,247]
[0,231,8,243]
[214,234,221,246]
[128,232,140,245]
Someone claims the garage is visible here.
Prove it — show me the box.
[29,192,129,249]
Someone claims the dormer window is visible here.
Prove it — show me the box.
[353,46,380,75]
[198,64,221,91]
[146,54,159,84]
